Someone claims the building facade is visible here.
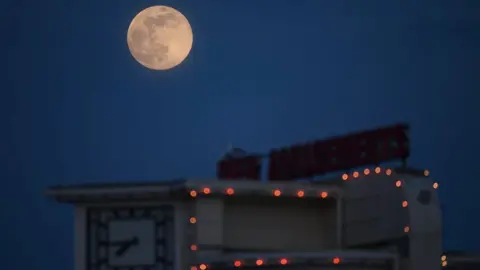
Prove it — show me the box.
[45,167,444,270]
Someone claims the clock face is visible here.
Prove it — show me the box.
[87,206,174,270]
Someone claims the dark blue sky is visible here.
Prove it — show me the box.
[1,1,479,269]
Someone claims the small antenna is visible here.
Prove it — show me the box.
[227,142,233,152]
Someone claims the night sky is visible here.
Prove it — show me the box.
[1,1,479,269]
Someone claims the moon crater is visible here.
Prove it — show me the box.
[127,6,193,70]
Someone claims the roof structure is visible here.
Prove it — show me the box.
[45,178,343,204]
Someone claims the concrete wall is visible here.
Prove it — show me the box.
[193,198,224,259]
[341,169,442,270]
[191,196,339,257]
[223,197,337,251]
[343,172,408,245]
[75,207,87,270]
[402,175,442,270]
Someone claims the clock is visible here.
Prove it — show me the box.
[87,206,174,270]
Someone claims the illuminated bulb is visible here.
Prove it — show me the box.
[273,189,281,196]
[433,182,439,189]
[190,244,197,251]
[375,167,381,174]
[441,255,447,261]
[402,201,408,208]
[191,267,198,270]
[320,191,328,198]
[199,264,207,270]
[190,190,197,197]
[395,180,402,187]
[342,173,348,181]
[297,190,305,197]
[226,188,235,195]
[333,257,340,265]
[280,258,288,265]
[203,187,211,194]
[353,171,359,178]
[424,170,430,177]
[364,168,370,175]
[386,169,392,176]
[404,226,410,233]
[256,259,264,266]
[189,217,197,224]
[441,261,447,267]
[233,261,241,267]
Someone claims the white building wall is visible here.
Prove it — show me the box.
[223,198,338,251]
[194,198,224,258]
[402,175,442,270]
[343,173,408,246]
[75,206,87,270]
[341,170,443,270]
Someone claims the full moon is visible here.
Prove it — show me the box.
[127,6,193,70]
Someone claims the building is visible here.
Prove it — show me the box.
[46,123,464,270]
[45,166,444,270]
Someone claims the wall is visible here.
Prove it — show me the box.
[341,169,443,270]
[223,197,338,252]
[191,196,338,254]
[343,172,408,246]
[402,175,442,270]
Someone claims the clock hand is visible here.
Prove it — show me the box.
[109,237,139,246]
[115,237,139,257]
[108,240,131,246]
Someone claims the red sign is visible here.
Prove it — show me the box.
[268,123,410,180]
[216,155,262,180]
